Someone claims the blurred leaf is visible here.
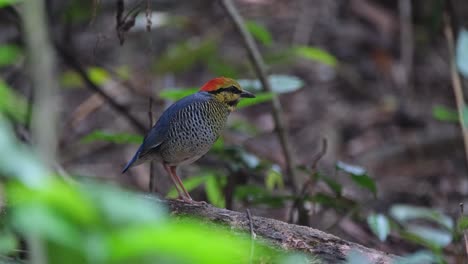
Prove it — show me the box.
[390,204,454,230]
[0,120,49,185]
[239,151,260,169]
[237,92,273,108]
[211,137,225,152]
[405,225,452,248]
[246,20,273,46]
[350,173,377,196]
[306,193,355,210]
[235,185,289,207]
[456,28,468,78]
[85,184,166,225]
[206,58,240,77]
[0,44,21,67]
[0,80,28,124]
[395,250,438,264]
[205,174,225,208]
[82,130,143,145]
[159,88,198,101]
[367,213,390,241]
[336,161,376,196]
[61,67,111,88]
[315,172,342,196]
[62,0,92,23]
[0,0,21,8]
[293,46,337,67]
[88,67,111,85]
[238,75,304,94]
[265,165,284,191]
[336,161,366,175]
[107,220,275,264]
[345,249,372,264]
[115,65,131,80]
[154,39,216,73]
[0,231,18,255]
[457,215,468,230]
[463,106,468,128]
[432,105,458,122]
[166,175,207,199]
[280,253,313,264]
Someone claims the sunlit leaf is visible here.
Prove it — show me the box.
[0,44,21,66]
[432,105,458,122]
[336,161,366,175]
[205,174,225,208]
[88,67,111,86]
[0,79,28,124]
[61,67,112,88]
[265,165,284,191]
[246,20,273,46]
[166,175,207,198]
[0,0,21,8]
[293,46,337,67]
[390,204,454,230]
[238,75,304,94]
[367,213,390,241]
[81,130,143,145]
[456,28,468,78]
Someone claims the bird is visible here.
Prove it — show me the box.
[122,77,255,202]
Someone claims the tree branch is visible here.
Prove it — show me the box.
[219,0,299,193]
[55,44,147,133]
[164,199,399,264]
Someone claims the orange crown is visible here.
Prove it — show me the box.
[199,77,239,92]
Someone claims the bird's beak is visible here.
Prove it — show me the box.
[240,90,255,98]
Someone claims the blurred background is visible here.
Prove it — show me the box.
[1,0,468,262]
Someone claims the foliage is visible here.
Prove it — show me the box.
[82,130,143,145]
[0,117,307,264]
[0,44,22,67]
[246,20,273,46]
[0,79,28,124]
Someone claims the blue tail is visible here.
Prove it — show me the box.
[121,149,141,173]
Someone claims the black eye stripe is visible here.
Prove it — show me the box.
[208,86,242,94]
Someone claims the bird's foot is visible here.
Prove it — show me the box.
[176,196,207,205]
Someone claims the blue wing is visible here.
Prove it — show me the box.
[122,92,210,173]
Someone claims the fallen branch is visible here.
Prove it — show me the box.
[165,199,399,264]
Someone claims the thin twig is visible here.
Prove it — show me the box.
[289,138,328,223]
[444,12,468,165]
[55,44,147,133]
[246,209,256,264]
[219,0,298,193]
[460,203,468,259]
[148,98,157,193]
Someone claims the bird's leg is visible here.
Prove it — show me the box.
[163,163,184,200]
[168,166,193,201]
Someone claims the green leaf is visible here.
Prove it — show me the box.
[395,251,438,264]
[462,105,468,127]
[265,165,284,191]
[166,175,207,198]
[0,231,18,255]
[238,75,304,94]
[81,130,143,145]
[367,213,390,241]
[159,88,198,101]
[345,249,373,264]
[456,28,468,78]
[88,67,111,86]
[405,225,452,247]
[0,0,21,8]
[432,105,458,122]
[0,44,21,67]
[60,67,111,88]
[205,174,225,208]
[293,46,337,67]
[336,161,376,196]
[315,172,342,196]
[458,215,468,230]
[390,204,453,230]
[0,79,28,124]
[246,21,273,46]
[237,92,273,108]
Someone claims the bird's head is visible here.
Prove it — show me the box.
[199,77,255,111]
